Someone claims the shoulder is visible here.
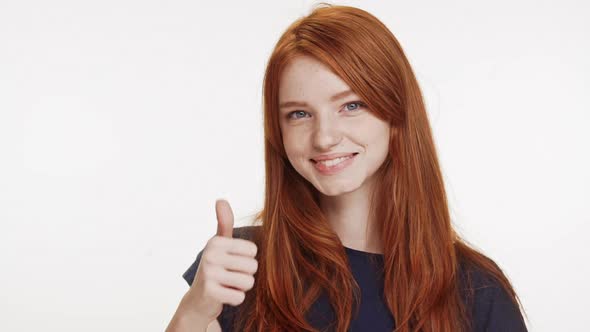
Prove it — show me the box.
[457,258,528,331]
[182,225,261,286]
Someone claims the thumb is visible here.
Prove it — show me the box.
[215,199,234,238]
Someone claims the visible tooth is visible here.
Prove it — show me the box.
[318,155,351,166]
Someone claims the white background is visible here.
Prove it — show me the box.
[1,0,588,331]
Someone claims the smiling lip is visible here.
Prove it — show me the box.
[311,153,358,175]
[311,152,358,162]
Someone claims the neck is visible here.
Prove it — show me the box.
[319,177,382,254]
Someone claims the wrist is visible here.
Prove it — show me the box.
[170,308,211,332]
[179,310,211,330]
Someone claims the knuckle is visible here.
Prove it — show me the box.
[247,275,255,290]
[208,236,221,247]
[202,252,215,265]
[234,291,246,305]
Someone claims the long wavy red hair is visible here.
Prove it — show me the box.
[234,3,527,331]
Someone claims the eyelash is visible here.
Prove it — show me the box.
[286,101,367,120]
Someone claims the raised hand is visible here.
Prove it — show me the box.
[184,199,259,322]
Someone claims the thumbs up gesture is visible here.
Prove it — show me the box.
[183,199,259,323]
[215,199,235,238]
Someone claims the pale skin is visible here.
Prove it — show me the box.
[278,55,391,254]
[165,200,257,332]
[166,55,391,331]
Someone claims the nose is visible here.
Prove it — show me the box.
[312,114,342,151]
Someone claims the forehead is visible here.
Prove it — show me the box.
[278,56,352,101]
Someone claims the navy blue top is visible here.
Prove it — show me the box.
[182,226,527,331]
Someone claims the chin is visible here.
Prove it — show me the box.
[319,189,353,197]
[312,179,361,197]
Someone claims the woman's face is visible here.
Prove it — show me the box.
[278,55,390,196]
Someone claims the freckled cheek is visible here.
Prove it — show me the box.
[358,129,389,155]
[285,127,310,146]
[283,136,309,164]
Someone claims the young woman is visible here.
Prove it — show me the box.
[166,4,528,332]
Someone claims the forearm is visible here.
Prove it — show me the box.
[167,313,211,332]
[166,292,212,332]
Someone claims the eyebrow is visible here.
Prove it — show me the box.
[279,89,355,109]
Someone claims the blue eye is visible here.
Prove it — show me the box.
[287,110,309,120]
[344,101,366,112]
[286,101,367,120]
